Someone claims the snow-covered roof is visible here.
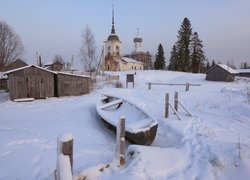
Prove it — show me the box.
[121,57,143,64]
[4,65,90,79]
[236,69,250,73]
[4,65,56,75]
[57,72,90,78]
[43,61,54,66]
[218,64,238,74]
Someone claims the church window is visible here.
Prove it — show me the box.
[116,45,119,51]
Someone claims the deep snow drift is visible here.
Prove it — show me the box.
[0,70,249,180]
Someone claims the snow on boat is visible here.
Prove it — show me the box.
[96,94,158,145]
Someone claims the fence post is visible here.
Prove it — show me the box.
[57,133,73,173]
[174,92,178,112]
[148,82,151,90]
[165,93,169,118]
[185,83,190,91]
[117,117,126,166]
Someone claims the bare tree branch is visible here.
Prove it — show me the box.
[0,21,24,70]
[79,25,97,76]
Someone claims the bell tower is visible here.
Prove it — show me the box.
[104,4,122,57]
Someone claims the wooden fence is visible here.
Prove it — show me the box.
[146,82,201,91]
[165,92,192,120]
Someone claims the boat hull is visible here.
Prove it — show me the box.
[101,117,158,145]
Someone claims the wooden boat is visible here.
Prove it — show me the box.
[96,94,158,145]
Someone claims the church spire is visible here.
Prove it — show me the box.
[111,4,115,34]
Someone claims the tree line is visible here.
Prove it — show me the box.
[154,17,208,73]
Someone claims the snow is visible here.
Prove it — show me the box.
[0,70,250,180]
[237,69,250,73]
[218,64,239,74]
[57,154,72,180]
[14,98,35,102]
[4,64,56,75]
[0,72,7,79]
[121,57,143,64]
[58,133,73,142]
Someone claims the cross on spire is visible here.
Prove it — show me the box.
[111,4,116,34]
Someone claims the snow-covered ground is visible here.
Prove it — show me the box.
[0,70,250,180]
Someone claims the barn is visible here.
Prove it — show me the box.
[5,65,55,100]
[55,72,90,97]
[205,64,238,82]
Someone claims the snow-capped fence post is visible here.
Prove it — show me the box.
[116,117,126,166]
[174,92,178,112]
[56,133,73,179]
[165,93,169,118]
[185,83,190,91]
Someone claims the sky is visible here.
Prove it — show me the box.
[0,0,250,69]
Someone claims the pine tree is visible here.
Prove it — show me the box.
[168,45,178,70]
[176,17,192,72]
[205,61,210,71]
[190,32,206,73]
[211,60,216,67]
[154,44,165,70]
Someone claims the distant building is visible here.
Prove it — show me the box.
[102,6,143,71]
[0,59,28,91]
[205,64,238,82]
[236,69,250,78]
[44,61,64,71]
[4,59,28,71]
[124,52,152,70]
[124,29,152,70]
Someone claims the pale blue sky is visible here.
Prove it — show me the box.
[1,0,250,68]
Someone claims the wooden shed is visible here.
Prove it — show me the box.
[4,59,28,71]
[55,72,90,97]
[5,65,55,100]
[205,64,238,82]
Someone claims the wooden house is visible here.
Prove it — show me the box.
[44,61,63,71]
[56,72,90,97]
[4,59,28,71]
[205,64,238,82]
[5,65,55,100]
